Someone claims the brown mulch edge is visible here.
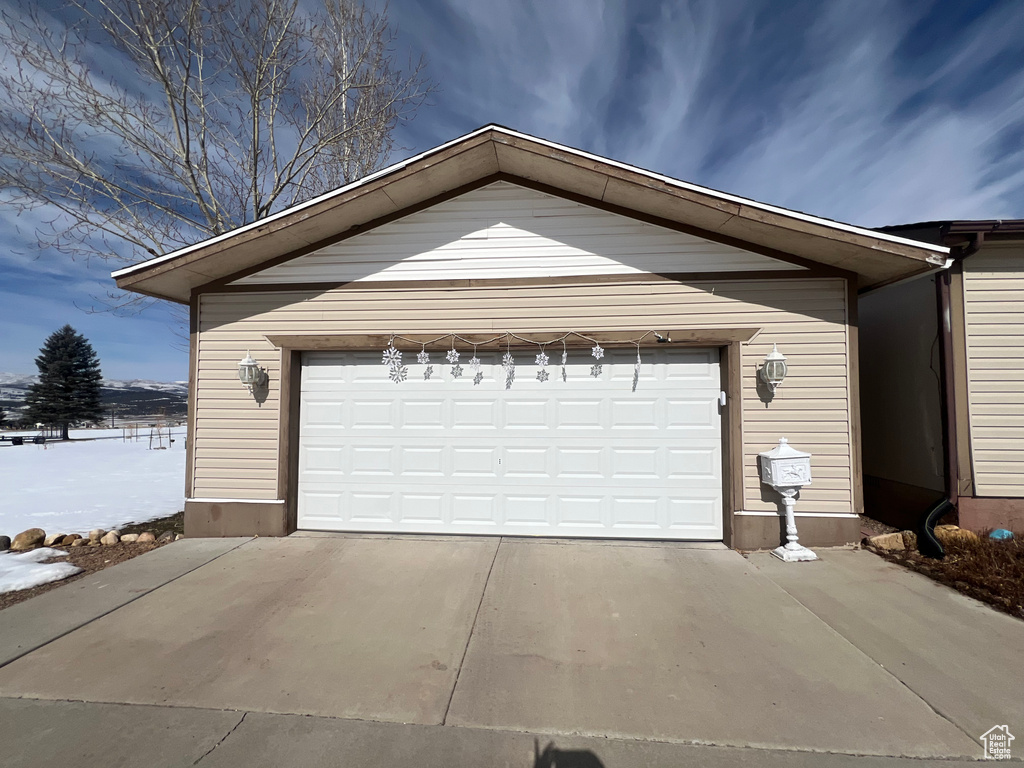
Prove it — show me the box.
[868,537,1024,622]
[118,510,184,537]
[0,511,185,612]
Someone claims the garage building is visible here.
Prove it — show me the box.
[113,126,948,548]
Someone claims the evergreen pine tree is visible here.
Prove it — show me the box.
[25,325,103,440]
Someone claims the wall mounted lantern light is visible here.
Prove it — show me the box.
[238,351,268,391]
[759,343,788,392]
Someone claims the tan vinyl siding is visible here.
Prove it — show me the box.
[230,181,800,285]
[193,278,854,514]
[963,246,1024,497]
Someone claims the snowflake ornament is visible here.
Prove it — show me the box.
[505,365,516,390]
[389,364,408,383]
[382,345,402,366]
[446,348,460,364]
[591,344,604,361]
[537,368,550,383]
[423,365,434,380]
[632,356,641,392]
[502,351,515,369]
[535,351,549,367]
[561,349,568,382]
[590,363,603,378]
[417,349,430,365]
[469,356,481,371]
[473,371,484,386]
[451,364,464,378]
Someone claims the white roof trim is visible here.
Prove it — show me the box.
[111,124,948,280]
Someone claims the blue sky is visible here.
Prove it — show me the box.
[2,0,1023,381]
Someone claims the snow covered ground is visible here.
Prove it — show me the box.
[0,548,82,595]
[0,429,186,537]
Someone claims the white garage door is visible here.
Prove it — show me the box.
[298,347,723,540]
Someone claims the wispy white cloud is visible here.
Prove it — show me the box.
[3,0,1024,380]
[392,0,1024,225]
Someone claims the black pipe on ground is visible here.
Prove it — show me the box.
[918,498,952,559]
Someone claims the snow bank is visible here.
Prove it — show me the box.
[0,548,82,594]
[0,430,186,536]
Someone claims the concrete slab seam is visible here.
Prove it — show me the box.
[0,538,254,672]
[442,536,502,727]
[193,711,247,765]
[3,696,999,762]
[748,557,981,749]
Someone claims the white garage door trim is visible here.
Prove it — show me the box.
[298,347,724,540]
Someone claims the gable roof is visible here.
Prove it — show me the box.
[112,124,949,303]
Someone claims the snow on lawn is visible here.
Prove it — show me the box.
[0,548,82,594]
[0,431,186,537]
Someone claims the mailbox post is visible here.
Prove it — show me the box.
[759,438,818,562]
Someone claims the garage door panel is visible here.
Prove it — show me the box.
[452,400,498,429]
[669,496,720,528]
[399,494,444,523]
[556,399,604,428]
[609,448,660,479]
[452,447,498,477]
[505,496,550,525]
[399,447,445,476]
[352,400,394,428]
[298,348,723,539]
[610,497,661,528]
[349,492,393,522]
[402,399,446,428]
[668,447,720,479]
[610,398,659,429]
[504,447,550,478]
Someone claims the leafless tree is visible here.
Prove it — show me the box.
[0,0,433,316]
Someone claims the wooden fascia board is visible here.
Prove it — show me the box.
[114,134,502,299]
[265,328,763,351]
[490,132,945,271]
[115,128,947,302]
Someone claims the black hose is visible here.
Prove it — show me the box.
[918,498,952,559]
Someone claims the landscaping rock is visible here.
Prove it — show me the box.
[87,540,102,547]
[157,530,175,543]
[935,525,980,545]
[71,538,88,547]
[867,532,905,552]
[100,531,120,546]
[11,528,46,551]
[61,534,81,545]
[0,535,10,551]
[137,532,156,543]
[175,534,184,541]
[119,533,140,544]
[901,530,917,550]
[43,533,67,547]
[88,529,105,542]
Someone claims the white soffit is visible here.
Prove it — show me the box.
[232,181,803,285]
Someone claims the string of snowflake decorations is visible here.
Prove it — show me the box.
[380,331,657,389]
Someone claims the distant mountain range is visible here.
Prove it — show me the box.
[0,373,188,420]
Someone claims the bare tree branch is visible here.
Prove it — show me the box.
[0,0,434,328]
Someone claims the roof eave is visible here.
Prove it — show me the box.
[113,125,950,303]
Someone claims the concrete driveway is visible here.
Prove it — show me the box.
[0,534,1021,767]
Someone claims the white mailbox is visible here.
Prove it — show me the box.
[759,438,817,562]
[759,438,812,488]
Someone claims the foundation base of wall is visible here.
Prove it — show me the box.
[185,500,295,537]
[958,497,1024,533]
[863,475,946,530]
[731,514,860,551]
